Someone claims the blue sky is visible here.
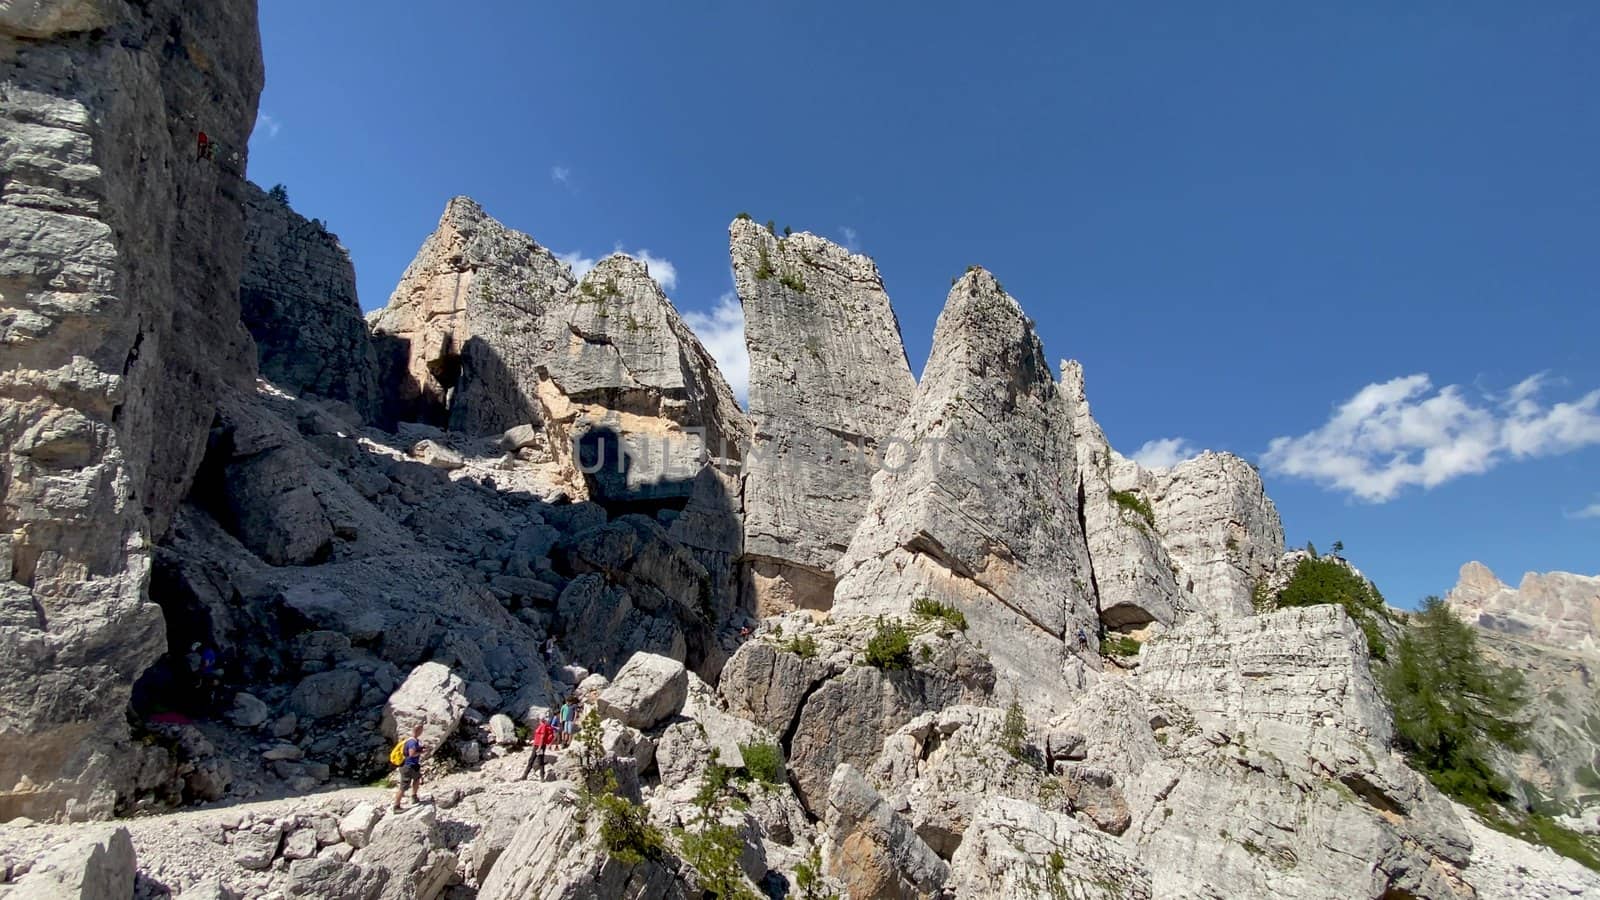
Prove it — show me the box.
[248,1,1599,608]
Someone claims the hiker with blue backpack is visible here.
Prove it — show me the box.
[392,723,425,811]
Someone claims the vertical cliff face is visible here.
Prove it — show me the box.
[1059,361,1186,630]
[832,269,1099,711]
[239,181,381,421]
[0,0,263,820]
[729,218,916,614]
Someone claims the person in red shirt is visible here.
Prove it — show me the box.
[521,717,558,781]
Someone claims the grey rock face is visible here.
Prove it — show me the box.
[947,797,1152,900]
[1138,605,1394,762]
[559,515,724,680]
[477,781,688,899]
[1145,451,1284,617]
[1123,605,1472,898]
[824,764,949,899]
[371,202,747,609]
[1060,360,1185,629]
[788,642,992,813]
[0,0,263,821]
[240,181,381,421]
[730,218,916,614]
[832,269,1099,711]
[5,825,136,899]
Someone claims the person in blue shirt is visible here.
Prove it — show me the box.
[393,724,425,811]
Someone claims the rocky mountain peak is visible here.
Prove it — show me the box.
[1447,561,1600,654]
[832,271,1098,713]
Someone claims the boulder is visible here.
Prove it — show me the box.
[382,662,470,749]
[824,765,949,899]
[232,823,284,870]
[6,826,136,899]
[290,668,363,720]
[285,856,387,899]
[354,805,455,900]
[283,827,319,860]
[730,218,916,613]
[340,802,382,849]
[499,424,542,451]
[596,653,689,730]
[228,692,271,729]
[488,714,519,746]
[410,439,463,470]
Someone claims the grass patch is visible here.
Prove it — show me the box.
[912,596,968,631]
[779,270,807,293]
[1109,489,1155,528]
[1101,634,1140,658]
[779,634,818,659]
[739,742,785,787]
[1481,809,1600,871]
[863,617,913,670]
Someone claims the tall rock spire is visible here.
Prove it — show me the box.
[729,218,915,613]
[831,268,1099,710]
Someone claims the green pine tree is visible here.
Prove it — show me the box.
[1383,597,1528,806]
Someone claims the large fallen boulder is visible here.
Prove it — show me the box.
[596,653,689,730]
[382,662,470,750]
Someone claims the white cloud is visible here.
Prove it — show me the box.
[840,226,860,251]
[1567,495,1600,520]
[557,250,597,280]
[634,250,678,291]
[255,112,281,138]
[1131,437,1199,469]
[560,247,678,291]
[1262,373,1600,502]
[683,292,748,406]
[551,165,571,185]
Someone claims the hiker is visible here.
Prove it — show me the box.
[521,717,558,781]
[560,696,577,747]
[196,131,214,161]
[1075,625,1089,651]
[542,637,557,664]
[189,642,222,710]
[393,724,425,811]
